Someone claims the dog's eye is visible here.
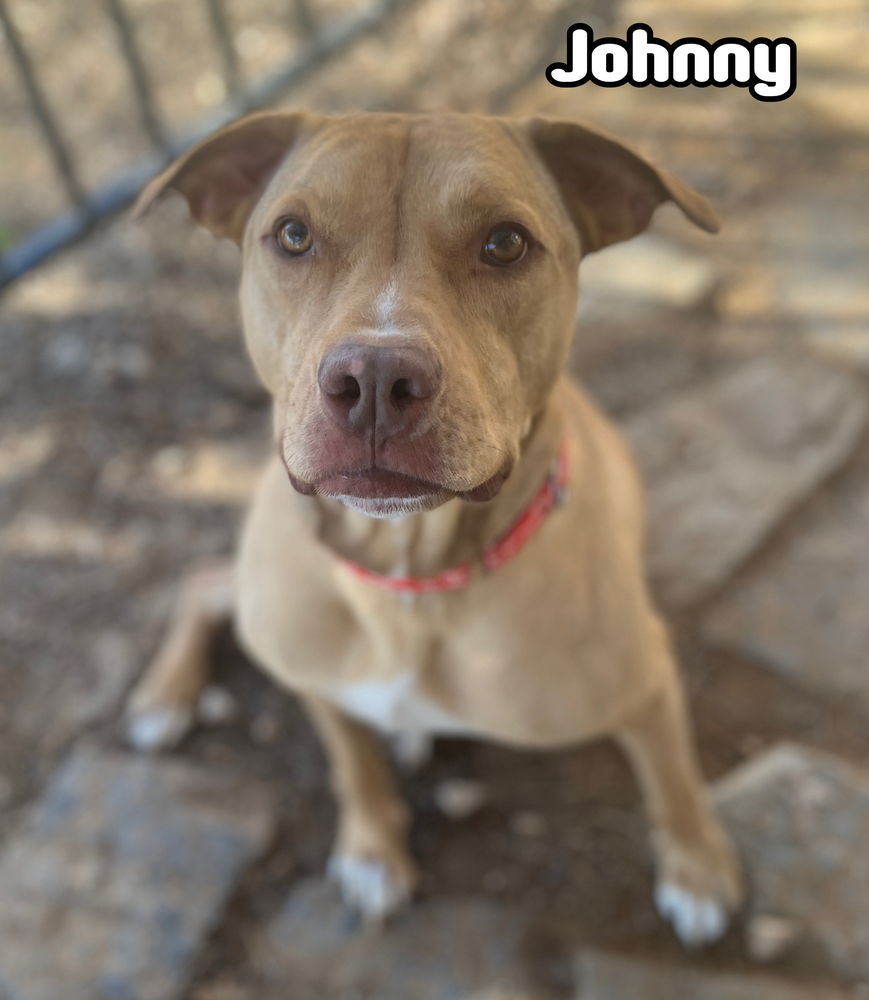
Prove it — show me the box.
[483,226,527,266]
[276,219,313,255]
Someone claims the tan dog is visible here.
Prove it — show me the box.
[126,111,743,946]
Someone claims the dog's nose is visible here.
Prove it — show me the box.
[318,343,441,437]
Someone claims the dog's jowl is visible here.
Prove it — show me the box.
[127,111,744,946]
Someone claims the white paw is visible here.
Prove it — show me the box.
[126,706,193,752]
[655,881,729,947]
[327,853,412,920]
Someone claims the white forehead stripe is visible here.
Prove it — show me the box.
[375,279,399,330]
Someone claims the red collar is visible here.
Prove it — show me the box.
[339,437,571,594]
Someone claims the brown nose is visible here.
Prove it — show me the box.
[318,343,441,437]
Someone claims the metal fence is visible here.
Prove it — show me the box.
[0,0,414,289]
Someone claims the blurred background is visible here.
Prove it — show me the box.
[1,1,869,997]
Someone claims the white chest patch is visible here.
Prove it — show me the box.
[323,670,474,739]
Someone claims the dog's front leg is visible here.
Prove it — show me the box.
[302,693,418,921]
[615,680,744,947]
[126,561,234,751]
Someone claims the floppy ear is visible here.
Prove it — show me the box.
[524,117,719,255]
[133,111,311,242]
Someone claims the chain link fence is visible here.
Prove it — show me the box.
[0,0,416,287]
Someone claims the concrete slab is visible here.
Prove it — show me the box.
[622,352,867,608]
[0,748,275,1000]
[254,877,538,1000]
[714,743,869,983]
[703,470,869,708]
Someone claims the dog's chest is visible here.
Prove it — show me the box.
[323,670,473,739]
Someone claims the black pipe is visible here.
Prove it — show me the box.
[0,0,88,209]
[103,0,171,155]
[203,0,240,94]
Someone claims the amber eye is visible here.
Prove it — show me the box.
[277,219,313,255]
[483,226,527,266]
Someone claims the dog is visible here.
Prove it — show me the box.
[126,110,743,946]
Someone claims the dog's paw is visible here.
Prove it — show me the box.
[655,881,728,946]
[654,826,744,947]
[327,851,415,921]
[126,705,193,752]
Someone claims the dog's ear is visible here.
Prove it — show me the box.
[524,117,719,255]
[132,112,310,242]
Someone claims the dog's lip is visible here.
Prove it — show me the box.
[457,467,511,503]
[287,463,512,503]
[308,467,445,501]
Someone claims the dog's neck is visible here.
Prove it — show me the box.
[308,390,571,578]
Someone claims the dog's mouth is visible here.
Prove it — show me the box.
[319,467,443,501]
[287,464,511,506]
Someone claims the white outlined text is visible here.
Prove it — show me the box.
[547,24,797,102]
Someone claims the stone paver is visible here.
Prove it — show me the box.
[254,878,536,1000]
[703,472,869,708]
[714,743,869,983]
[575,948,847,1000]
[622,352,867,608]
[0,748,275,1000]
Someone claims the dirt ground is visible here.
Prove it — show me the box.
[2,0,869,996]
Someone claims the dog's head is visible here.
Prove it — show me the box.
[136,112,717,517]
